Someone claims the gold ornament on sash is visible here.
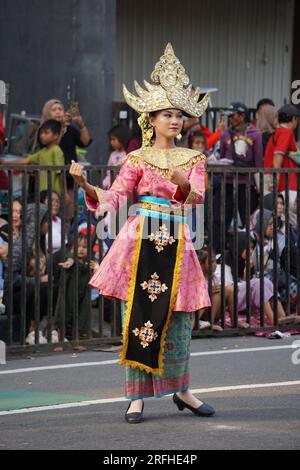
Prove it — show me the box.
[123,43,209,118]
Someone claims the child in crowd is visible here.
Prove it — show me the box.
[102,125,131,189]
[188,131,208,155]
[5,120,66,196]
[40,190,65,254]
[25,249,49,345]
[54,233,98,339]
[252,209,299,310]
[226,232,287,325]
[197,248,249,331]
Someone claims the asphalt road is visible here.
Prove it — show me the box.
[0,335,299,450]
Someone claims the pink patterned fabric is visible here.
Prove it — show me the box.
[86,156,211,312]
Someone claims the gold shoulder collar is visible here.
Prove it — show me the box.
[124,147,206,178]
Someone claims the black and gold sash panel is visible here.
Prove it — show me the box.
[119,211,184,376]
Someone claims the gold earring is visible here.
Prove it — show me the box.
[176,133,182,141]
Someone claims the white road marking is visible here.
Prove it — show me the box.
[0,345,297,375]
[0,380,299,416]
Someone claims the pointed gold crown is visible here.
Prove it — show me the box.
[123,43,209,118]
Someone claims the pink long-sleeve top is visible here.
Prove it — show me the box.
[85,147,211,312]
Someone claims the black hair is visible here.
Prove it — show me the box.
[277,194,285,203]
[188,131,207,149]
[12,197,23,206]
[40,190,60,204]
[149,110,186,117]
[227,233,255,279]
[149,111,159,118]
[198,247,216,265]
[278,110,296,124]
[109,125,131,150]
[256,98,275,111]
[69,233,88,248]
[40,119,62,135]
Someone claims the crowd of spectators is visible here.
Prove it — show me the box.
[0,96,299,345]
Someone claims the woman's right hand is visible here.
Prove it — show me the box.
[69,160,86,187]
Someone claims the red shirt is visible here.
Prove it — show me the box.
[264,127,298,191]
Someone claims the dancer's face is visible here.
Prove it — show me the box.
[150,109,184,140]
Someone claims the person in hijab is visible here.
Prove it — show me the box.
[40,99,92,169]
[256,105,278,154]
[227,231,286,325]
[252,209,298,308]
[38,99,93,219]
[262,193,298,279]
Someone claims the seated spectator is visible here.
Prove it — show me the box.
[226,232,287,325]
[24,248,49,345]
[198,248,249,330]
[252,209,298,309]
[54,233,98,339]
[2,202,51,340]
[259,193,298,281]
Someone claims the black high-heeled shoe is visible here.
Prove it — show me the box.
[173,394,215,417]
[125,400,144,424]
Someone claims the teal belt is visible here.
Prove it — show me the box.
[139,196,170,206]
[136,196,187,223]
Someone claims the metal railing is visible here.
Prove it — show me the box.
[0,164,299,353]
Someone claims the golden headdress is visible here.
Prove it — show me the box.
[123,43,209,118]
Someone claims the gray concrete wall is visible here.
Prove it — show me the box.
[0,0,116,163]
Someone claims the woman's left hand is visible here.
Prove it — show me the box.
[169,168,190,192]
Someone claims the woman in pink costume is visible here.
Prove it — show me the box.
[70,44,215,423]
